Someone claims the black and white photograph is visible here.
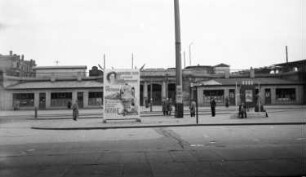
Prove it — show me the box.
[0,0,305,176]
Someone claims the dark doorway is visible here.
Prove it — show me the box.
[265,88,271,105]
[229,89,235,105]
[168,83,176,103]
[148,84,162,105]
[39,93,46,109]
[77,92,83,108]
[140,85,143,106]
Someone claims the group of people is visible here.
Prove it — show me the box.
[164,98,217,117]
[162,99,173,116]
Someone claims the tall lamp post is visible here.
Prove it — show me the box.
[189,42,193,66]
[174,0,183,118]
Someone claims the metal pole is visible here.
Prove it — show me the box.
[34,107,38,119]
[195,86,198,124]
[189,42,193,66]
[150,80,153,112]
[285,46,288,63]
[258,82,261,112]
[103,54,106,70]
[184,51,186,68]
[174,0,183,118]
[132,53,134,69]
[235,81,238,111]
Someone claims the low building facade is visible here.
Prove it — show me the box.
[0,61,305,110]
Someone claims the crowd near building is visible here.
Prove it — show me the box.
[0,50,305,110]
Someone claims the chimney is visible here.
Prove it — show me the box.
[9,51,13,56]
[250,67,255,78]
[21,55,24,61]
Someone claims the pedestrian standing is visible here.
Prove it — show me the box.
[190,100,196,117]
[67,101,72,109]
[72,101,79,121]
[225,97,229,108]
[162,100,167,116]
[210,98,216,117]
[167,99,172,116]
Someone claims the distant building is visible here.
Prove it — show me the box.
[89,66,103,77]
[0,51,36,77]
[213,63,230,74]
[33,65,87,78]
[0,61,305,110]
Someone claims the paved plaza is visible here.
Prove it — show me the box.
[0,106,305,177]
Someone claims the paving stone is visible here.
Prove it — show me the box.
[169,150,197,162]
[150,162,191,177]
[253,159,305,176]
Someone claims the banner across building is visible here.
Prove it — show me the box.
[103,69,140,120]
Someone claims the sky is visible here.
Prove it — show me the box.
[0,0,305,71]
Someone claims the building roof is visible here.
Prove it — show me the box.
[273,59,306,67]
[214,63,230,67]
[194,77,303,86]
[33,66,87,70]
[185,65,213,69]
[6,80,103,90]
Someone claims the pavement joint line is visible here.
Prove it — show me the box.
[31,122,306,131]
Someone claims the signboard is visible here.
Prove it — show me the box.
[103,69,140,119]
[176,85,183,103]
[245,90,253,102]
[240,80,255,107]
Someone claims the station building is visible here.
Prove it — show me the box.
[0,66,103,110]
[0,60,305,110]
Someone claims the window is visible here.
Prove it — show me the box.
[88,92,103,106]
[51,92,72,107]
[203,90,224,103]
[276,88,296,102]
[13,93,34,107]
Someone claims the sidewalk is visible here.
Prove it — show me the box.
[31,109,306,130]
[1,105,305,118]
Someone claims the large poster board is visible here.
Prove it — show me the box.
[103,69,140,119]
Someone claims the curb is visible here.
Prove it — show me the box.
[31,121,306,130]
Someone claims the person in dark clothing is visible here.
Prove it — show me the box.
[225,97,229,108]
[167,99,172,116]
[190,101,196,117]
[72,101,79,121]
[238,103,247,118]
[210,98,216,117]
[67,101,72,109]
[162,101,167,116]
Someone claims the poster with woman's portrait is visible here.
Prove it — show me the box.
[103,69,140,119]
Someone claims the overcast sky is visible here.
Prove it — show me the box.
[0,0,305,71]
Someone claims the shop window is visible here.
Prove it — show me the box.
[203,90,224,103]
[13,93,34,107]
[88,92,103,106]
[51,92,72,107]
[276,88,296,102]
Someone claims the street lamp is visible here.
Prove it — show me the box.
[174,0,183,118]
[189,42,193,66]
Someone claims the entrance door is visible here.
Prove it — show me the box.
[265,89,271,105]
[229,89,235,105]
[77,92,83,108]
[39,93,46,109]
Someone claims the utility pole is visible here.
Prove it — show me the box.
[132,53,134,69]
[103,54,106,70]
[189,42,193,66]
[174,0,183,118]
[183,51,186,68]
[285,46,288,63]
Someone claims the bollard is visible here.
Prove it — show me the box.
[34,107,38,119]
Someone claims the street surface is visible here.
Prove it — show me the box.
[0,108,305,177]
